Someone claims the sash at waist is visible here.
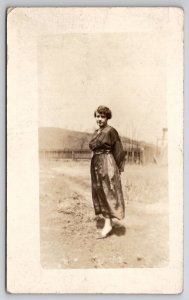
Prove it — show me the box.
[93,149,111,155]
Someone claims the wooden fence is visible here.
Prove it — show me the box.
[39,150,92,160]
[39,148,145,164]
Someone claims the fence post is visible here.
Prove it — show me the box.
[72,151,75,160]
[131,149,134,164]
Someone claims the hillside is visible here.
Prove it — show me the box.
[38,127,155,152]
[38,127,92,150]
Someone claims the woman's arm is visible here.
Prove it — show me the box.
[110,128,126,172]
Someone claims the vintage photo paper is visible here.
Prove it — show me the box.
[7,7,183,293]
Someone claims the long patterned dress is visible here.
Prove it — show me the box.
[89,125,125,220]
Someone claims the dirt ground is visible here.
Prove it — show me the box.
[40,159,169,269]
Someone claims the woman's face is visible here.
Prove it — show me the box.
[95,112,108,128]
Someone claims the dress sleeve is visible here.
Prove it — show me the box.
[110,128,126,172]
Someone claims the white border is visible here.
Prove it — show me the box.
[7,7,183,294]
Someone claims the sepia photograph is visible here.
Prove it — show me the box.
[38,32,169,269]
[7,7,183,293]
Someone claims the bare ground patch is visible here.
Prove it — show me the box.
[40,160,169,269]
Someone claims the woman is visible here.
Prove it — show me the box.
[89,106,126,238]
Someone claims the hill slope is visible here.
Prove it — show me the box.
[38,127,155,151]
[38,127,92,150]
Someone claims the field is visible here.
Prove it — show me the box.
[40,159,169,269]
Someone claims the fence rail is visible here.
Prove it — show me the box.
[39,149,145,164]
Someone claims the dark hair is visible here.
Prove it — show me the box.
[94,106,112,120]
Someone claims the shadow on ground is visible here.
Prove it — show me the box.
[96,217,126,236]
[112,224,126,236]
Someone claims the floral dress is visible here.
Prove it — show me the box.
[89,125,125,220]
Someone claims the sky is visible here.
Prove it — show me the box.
[38,33,167,144]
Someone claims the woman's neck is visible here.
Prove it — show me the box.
[99,124,108,130]
[97,125,108,133]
